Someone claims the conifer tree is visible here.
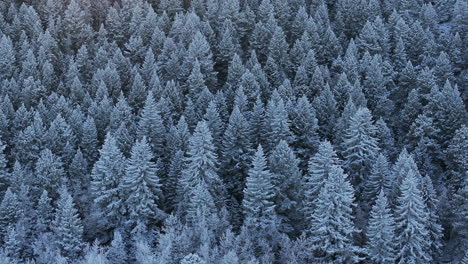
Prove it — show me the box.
[243,146,276,233]
[35,149,65,199]
[80,116,98,165]
[121,137,163,230]
[394,170,431,264]
[303,141,341,222]
[268,140,302,235]
[363,154,392,204]
[289,96,320,168]
[222,106,253,202]
[365,190,397,264]
[264,96,293,153]
[53,187,84,260]
[35,190,53,234]
[91,133,126,229]
[308,165,362,263]
[0,188,21,239]
[342,107,379,187]
[179,121,224,214]
[137,91,167,157]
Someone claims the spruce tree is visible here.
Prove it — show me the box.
[268,140,302,235]
[179,121,224,215]
[91,133,126,229]
[308,165,362,263]
[53,187,84,260]
[394,170,431,264]
[0,188,21,239]
[137,91,167,157]
[363,154,392,204]
[221,106,253,202]
[121,137,163,230]
[365,190,397,264]
[243,146,276,234]
[303,140,341,221]
[35,149,65,199]
[341,107,379,187]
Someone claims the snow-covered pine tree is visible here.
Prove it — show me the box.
[394,170,431,264]
[221,106,253,202]
[121,137,164,231]
[137,91,167,157]
[179,121,224,215]
[268,140,302,235]
[308,165,363,263]
[243,145,276,234]
[365,190,397,264]
[341,107,379,188]
[53,187,84,260]
[91,133,126,230]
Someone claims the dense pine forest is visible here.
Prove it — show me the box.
[0,0,466,263]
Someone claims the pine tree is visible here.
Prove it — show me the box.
[264,96,293,153]
[308,165,362,263]
[268,140,302,235]
[363,154,392,204]
[35,149,65,199]
[137,91,166,157]
[107,231,128,264]
[91,133,126,229]
[243,146,276,233]
[35,190,53,233]
[365,190,397,264]
[0,35,16,80]
[80,116,98,165]
[0,139,7,193]
[0,188,21,239]
[179,121,224,215]
[53,187,84,260]
[289,96,320,168]
[121,137,163,230]
[341,107,379,187]
[394,170,431,264]
[303,140,341,221]
[222,106,253,202]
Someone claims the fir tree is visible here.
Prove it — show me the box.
[221,106,253,202]
[303,140,341,221]
[53,187,84,260]
[137,91,167,157]
[121,137,163,230]
[341,107,379,187]
[308,165,362,263]
[91,133,126,229]
[179,121,224,215]
[363,154,392,204]
[365,190,397,264]
[394,170,431,264]
[35,149,65,199]
[268,140,302,235]
[243,146,276,234]
[0,188,21,239]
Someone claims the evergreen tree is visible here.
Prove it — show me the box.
[303,141,341,222]
[91,133,126,229]
[137,91,167,157]
[121,137,163,230]
[394,170,431,264]
[53,187,84,260]
[365,190,397,264]
[35,190,53,233]
[35,149,65,199]
[268,140,302,235]
[341,107,379,187]
[222,106,253,202]
[308,165,362,263]
[243,146,276,234]
[0,188,21,239]
[179,121,224,214]
[289,96,320,168]
[363,154,392,204]
[80,116,98,165]
[264,96,293,153]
